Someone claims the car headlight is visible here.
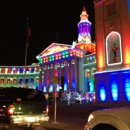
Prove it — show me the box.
[88,114,94,122]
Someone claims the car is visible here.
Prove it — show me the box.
[0,87,49,128]
[84,106,130,130]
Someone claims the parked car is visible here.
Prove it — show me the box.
[84,106,130,130]
[0,87,49,128]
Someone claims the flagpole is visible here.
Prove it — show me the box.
[24,17,29,86]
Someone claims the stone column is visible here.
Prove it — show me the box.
[49,65,54,92]
[64,62,68,91]
[43,65,48,92]
[57,64,61,76]
[90,68,94,92]
[39,65,43,91]
[71,59,76,91]
[78,55,85,92]
[68,60,71,91]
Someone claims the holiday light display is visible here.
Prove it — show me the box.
[77,7,92,43]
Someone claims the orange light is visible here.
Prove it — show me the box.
[123,43,130,67]
[97,49,105,71]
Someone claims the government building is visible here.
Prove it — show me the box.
[1,0,130,105]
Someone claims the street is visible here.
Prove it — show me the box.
[0,103,105,130]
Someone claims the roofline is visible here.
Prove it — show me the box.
[36,42,72,59]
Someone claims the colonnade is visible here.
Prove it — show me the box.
[39,57,85,92]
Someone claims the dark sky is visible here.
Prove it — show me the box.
[0,0,95,66]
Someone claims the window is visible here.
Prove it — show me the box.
[14,70,17,73]
[25,79,28,83]
[14,89,46,102]
[19,79,23,84]
[31,78,34,83]
[1,69,5,73]
[107,2,116,16]
[13,79,17,84]
[7,79,10,84]
[8,69,11,73]
[1,79,4,84]
[36,79,39,83]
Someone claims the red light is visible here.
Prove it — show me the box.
[46,105,49,114]
[7,105,14,115]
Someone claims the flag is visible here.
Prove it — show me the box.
[26,27,31,47]
[28,28,31,37]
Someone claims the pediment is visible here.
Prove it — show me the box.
[37,43,71,58]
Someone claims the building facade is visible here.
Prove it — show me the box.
[37,8,96,93]
[0,63,41,89]
[94,0,130,104]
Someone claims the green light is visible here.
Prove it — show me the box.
[54,65,57,69]
[62,52,65,55]
[61,63,64,68]
[65,51,68,54]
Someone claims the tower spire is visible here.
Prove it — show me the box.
[80,6,88,20]
[78,7,92,43]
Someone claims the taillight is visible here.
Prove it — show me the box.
[7,105,14,115]
[46,105,49,114]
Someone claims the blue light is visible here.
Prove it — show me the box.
[64,83,67,91]
[43,86,47,92]
[90,57,92,60]
[100,87,106,101]
[49,84,53,92]
[72,81,75,91]
[128,0,130,13]
[56,84,60,91]
[125,79,130,101]
[111,83,118,101]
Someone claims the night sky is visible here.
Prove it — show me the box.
[0,0,95,66]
